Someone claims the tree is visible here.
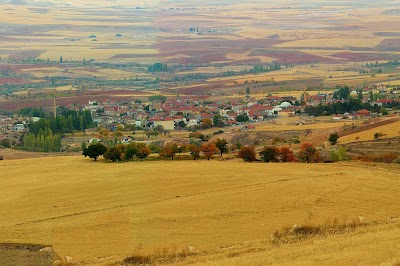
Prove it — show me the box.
[279,147,297,162]
[83,143,107,161]
[124,145,137,161]
[201,143,218,160]
[374,132,384,140]
[160,142,179,160]
[215,138,228,157]
[329,133,339,145]
[380,107,389,116]
[177,120,187,128]
[236,114,249,123]
[0,138,12,148]
[298,143,318,163]
[259,146,279,162]
[104,147,122,162]
[136,146,151,160]
[187,144,201,160]
[213,115,224,127]
[202,118,212,129]
[238,146,256,162]
[81,141,87,151]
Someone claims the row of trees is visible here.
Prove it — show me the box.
[22,128,62,152]
[83,138,350,164]
[238,143,349,163]
[83,138,230,162]
[83,142,151,162]
[305,98,374,117]
[29,109,94,135]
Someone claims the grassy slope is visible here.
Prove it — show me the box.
[0,157,399,265]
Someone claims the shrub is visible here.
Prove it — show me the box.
[298,143,320,163]
[148,142,162,153]
[279,147,297,162]
[238,146,256,162]
[337,146,350,161]
[330,149,340,162]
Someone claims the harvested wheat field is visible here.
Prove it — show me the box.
[1,156,400,265]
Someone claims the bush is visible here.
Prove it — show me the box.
[0,155,3,160]
[238,146,256,162]
[259,146,279,162]
[104,147,122,162]
[279,147,297,162]
[136,146,151,160]
[148,142,162,153]
[298,143,320,163]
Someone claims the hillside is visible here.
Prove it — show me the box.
[0,156,399,265]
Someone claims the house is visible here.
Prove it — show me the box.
[356,109,371,118]
[333,114,343,120]
[13,124,25,132]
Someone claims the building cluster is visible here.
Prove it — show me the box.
[0,85,399,141]
[81,95,303,131]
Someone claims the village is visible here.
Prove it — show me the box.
[0,84,399,146]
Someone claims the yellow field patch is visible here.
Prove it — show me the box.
[1,157,399,264]
[339,120,400,144]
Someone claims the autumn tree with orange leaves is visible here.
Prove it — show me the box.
[201,143,218,160]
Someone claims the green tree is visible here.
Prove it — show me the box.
[82,143,107,161]
[213,115,224,127]
[104,147,122,162]
[259,146,279,162]
[215,138,228,157]
[246,87,251,95]
[236,114,249,123]
[81,141,87,151]
[380,107,389,116]
[329,133,339,145]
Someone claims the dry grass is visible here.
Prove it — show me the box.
[0,156,400,265]
[339,120,400,144]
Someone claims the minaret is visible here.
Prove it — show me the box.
[53,98,57,119]
[303,86,307,106]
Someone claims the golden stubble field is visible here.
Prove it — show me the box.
[1,156,400,265]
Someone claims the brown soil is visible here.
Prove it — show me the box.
[0,243,60,266]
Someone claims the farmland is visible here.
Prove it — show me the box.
[1,1,400,265]
[2,0,400,106]
[0,156,400,265]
